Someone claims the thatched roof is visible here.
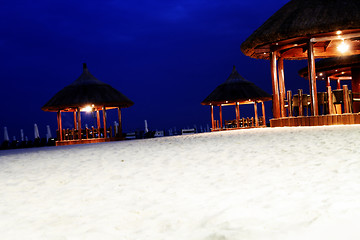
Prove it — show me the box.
[298,55,360,78]
[241,0,360,59]
[201,66,272,106]
[42,63,134,112]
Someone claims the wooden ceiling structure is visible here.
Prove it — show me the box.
[241,0,360,124]
[42,63,134,145]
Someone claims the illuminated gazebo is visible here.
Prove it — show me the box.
[241,0,360,127]
[298,55,360,113]
[201,66,272,131]
[42,63,134,146]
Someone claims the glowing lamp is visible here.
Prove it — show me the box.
[82,105,93,112]
[337,40,349,53]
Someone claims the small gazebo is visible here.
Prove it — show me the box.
[241,0,360,127]
[42,63,134,146]
[201,66,271,131]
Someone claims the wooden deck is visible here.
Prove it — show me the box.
[56,137,123,146]
[270,113,360,127]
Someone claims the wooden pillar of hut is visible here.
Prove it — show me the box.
[337,79,341,89]
[326,77,331,88]
[235,102,240,128]
[270,51,281,118]
[343,85,350,113]
[278,57,286,117]
[351,67,360,112]
[307,41,319,116]
[117,107,122,137]
[287,90,293,117]
[219,105,223,130]
[57,110,63,141]
[261,101,266,126]
[327,86,335,114]
[77,107,82,139]
[73,112,77,130]
[103,106,107,138]
[254,102,259,127]
[96,110,101,138]
[210,105,215,130]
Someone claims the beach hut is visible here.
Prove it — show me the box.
[241,0,360,127]
[42,63,134,146]
[298,55,360,114]
[201,66,271,131]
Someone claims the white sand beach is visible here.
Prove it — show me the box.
[1,125,360,240]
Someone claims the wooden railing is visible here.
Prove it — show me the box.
[57,126,119,141]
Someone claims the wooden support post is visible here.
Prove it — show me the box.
[327,86,335,114]
[57,111,63,141]
[337,79,341,89]
[210,105,215,130]
[327,77,331,88]
[219,105,223,130]
[278,57,286,117]
[270,51,281,118]
[307,41,319,116]
[287,90,293,117]
[298,89,303,116]
[96,110,101,138]
[73,112,77,130]
[254,102,259,127]
[235,102,240,128]
[343,85,350,113]
[261,101,266,126]
[77,107,82,140]
[103,106,107,138]
[117,107,122,137]
[351,67,360,113]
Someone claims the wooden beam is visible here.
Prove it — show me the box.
[254,102,259,127]
[298,89,304,116]
[323,41,331,52]
[337,79,341,89]
[219,105,223,130]
[310,32,360,43]
[343,85,350,113]
[57,111,63,141]
[261,102,266,126]
[103,106,107,138]
[118,107,122,137]
[327,86,335,114]
[235,102,240,128]
[278,57,286,117]
[270,51,281,118]
[307,41,319,116]
[211,105,214,130]
[77,107,82,140]
[73,112,77,130]
[287,90,293,117]
[96,110,101,138]
[351,67,360,113]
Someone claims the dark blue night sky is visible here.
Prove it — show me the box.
[1,0,317,140]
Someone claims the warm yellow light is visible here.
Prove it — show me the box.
[337,40,349,53]
[82,105,93,112]
[319,73,323,76]
[336,30,342,35]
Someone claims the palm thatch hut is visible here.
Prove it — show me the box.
[201,66,271,130]
[298,55,360,113]
[42,63,134,146]
[241,0,360,127]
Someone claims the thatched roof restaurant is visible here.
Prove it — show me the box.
[201,66,271,130]
[42,63,134,146]
[241,0,360,127]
